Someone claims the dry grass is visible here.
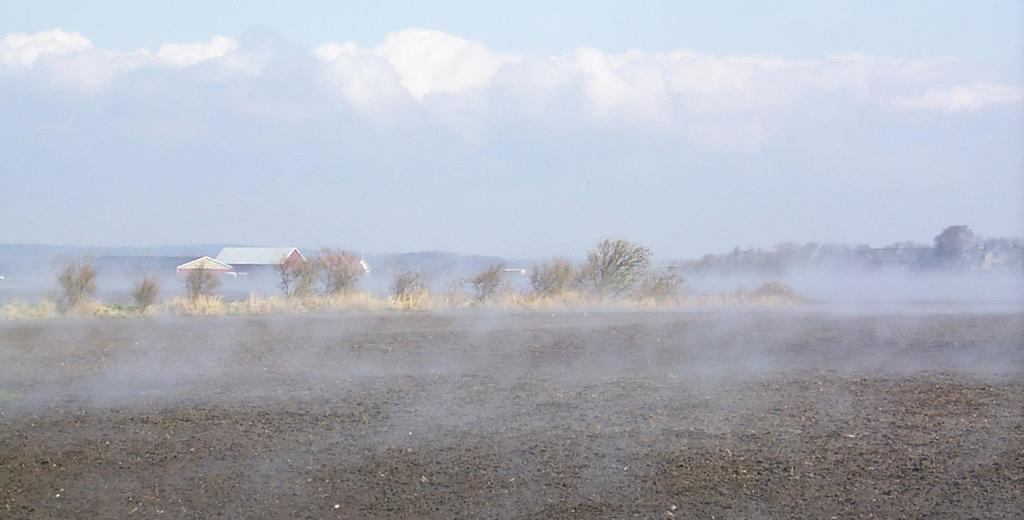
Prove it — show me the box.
[67,301,133,318]
[493,281,804,310]
[330,293,382,312]
[266,293,385,313]
[228,293,278,315]
[388,290,435,312]
[495,290,590,310]
[162,295,229,316]
[162,292,387,316]
[436,290,473,309]
[2,298,154,320]
[674,282,805,308]
[753,281,804,302]
[1,280,805,321]
[1,299,58,320]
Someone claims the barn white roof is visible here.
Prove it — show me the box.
[177,256,232,270]
[215,247,303,265]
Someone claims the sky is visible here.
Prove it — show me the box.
[0,1,1022,258]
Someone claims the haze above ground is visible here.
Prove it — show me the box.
[1,1,1022,258]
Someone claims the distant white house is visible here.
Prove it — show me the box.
[176,256,233,276]
[980,251,1007,271]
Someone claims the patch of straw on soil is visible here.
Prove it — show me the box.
[1,299,58,320]
[2,280,805,321]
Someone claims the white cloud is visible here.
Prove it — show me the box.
[1,29,247,89]
[317,47,412,114]
[312,41,360,61]
[312,30,1021,143]
[3,27,1020,136]
[0,28,92,67]
[40,50,126,90]
[375,28,519,98]
[155,36,238,67]
[891,83,1024,112]
[315,29,519,99]
[2,30,1021,250]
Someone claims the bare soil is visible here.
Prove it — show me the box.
[1,311,1022,518]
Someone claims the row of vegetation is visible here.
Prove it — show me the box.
[2,241,803,319]
[681,225,1021,274]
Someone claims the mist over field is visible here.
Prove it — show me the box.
[2,310,1022,517]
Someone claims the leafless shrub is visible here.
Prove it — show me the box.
[529,257,576,296]
[276,261,297,297]
[294,262,318,297]
[392,270,426,301]
[131,276,159,311]
[317,249,364,295]
[754,280,800,300]
[277,259,317,298]
[579,239,651,297]
[438,277,472,307]
[57,260,97,307]
[634,270,684,303]
[184,267,220,302]
[470,264,505,302]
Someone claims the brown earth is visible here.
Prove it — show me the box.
[1,311,1022,519]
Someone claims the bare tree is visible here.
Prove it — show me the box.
[438,276,469,306]
[529,258,576,296]
[184,267,220,301]
[276,261,296,297]
[294,261,318,297]
[633,270,683,302]
[276,259,317,298]
[132,276,159,311]
[317,249,364,295]
[579,239,651,296]
[57,260,97,307]
[470,264,504,303]
[392,270,426,301]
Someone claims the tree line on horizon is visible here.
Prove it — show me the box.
[33,226,1019,315]
[46,240,700,312]
[266,239,684,305]
[677,225,1023,275]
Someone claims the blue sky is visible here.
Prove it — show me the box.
[0,1,1021,257]
[3,1,1023,66]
